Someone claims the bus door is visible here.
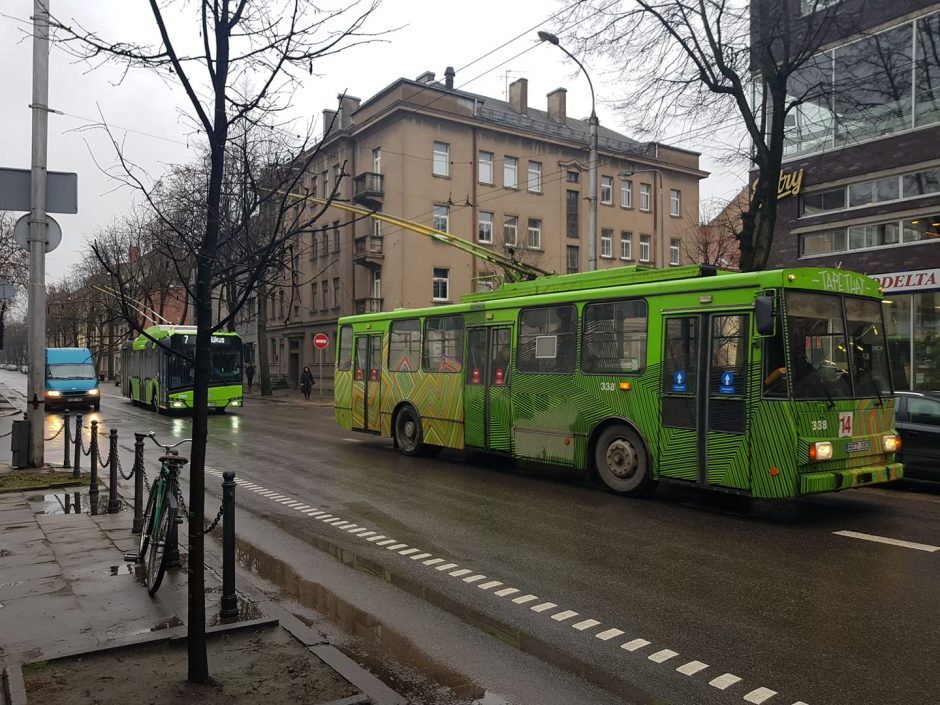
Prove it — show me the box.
[464,326,512,452]
[659,312,750,489]
[352,334,382,433]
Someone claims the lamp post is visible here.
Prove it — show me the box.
[538,30,598,271]
[621,167,666,268]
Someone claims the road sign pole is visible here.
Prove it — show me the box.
[27,0,50,467]
[319,348,323,398]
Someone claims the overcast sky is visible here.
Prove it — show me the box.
[1,0,745,283]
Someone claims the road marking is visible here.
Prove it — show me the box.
[326,518,347,525]
[676,660,709,676]
[387,543,408,551]
[435,563,458,571]
[572,618,600,631]
[303,509,320,515]
[833,530,939,553]
[398,548,420,556]
[366,535,387,542]
[376,539,398,546]
[423,558,445,566]
[494,587,519,597]
[512,594,538,604]
[294,504,310,510]
[463,574,487,583]
[318,514,336,521]
[410,552,432,560]
[709,673,742,690]
[348,527,369,534]
[743,687,777,703]
[477,580,502,590]
[551,610,578,622]
[621,639,650,652]
[648,649,678,663]
[449,568,472,577]
[356,530,375,537]
[530,602,557,613]
[595,628,624,641]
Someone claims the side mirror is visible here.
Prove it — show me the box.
[755,295,775,337]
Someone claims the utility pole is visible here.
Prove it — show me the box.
[27,0,50,466]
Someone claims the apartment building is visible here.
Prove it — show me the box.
[760,1,940,391]
[267,69,706,388]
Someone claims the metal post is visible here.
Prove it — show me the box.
[26,0,50,467]
[88,420,99,497]
[587,113,598,271]
[72,413,82,476]
[132,432,145,533]
[219,471,238,619]
[108,428,120,513]
[62,410,70,469]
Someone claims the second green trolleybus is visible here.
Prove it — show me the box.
[334,265,902,499]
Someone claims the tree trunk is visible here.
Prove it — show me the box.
[257,279,272,396]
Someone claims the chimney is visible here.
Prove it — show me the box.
[547,87,567,124]
[322,109,337,138]
[337,94,361,128]
[444,66,455,90]
[509,78,528,115]
[416,70,436,84]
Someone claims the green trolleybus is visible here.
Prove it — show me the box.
[121,325,244,413]
[334,265,902,499]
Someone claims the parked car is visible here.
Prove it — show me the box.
[894,391,940,481]
[19,365,27,374]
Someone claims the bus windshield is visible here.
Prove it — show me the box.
[166,336,242,390]
[786,291,892,401]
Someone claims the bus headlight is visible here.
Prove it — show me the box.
[45,390,62,398]
[883,434,900,453]
[230,399,241,407]
[87,388,100,396]
[809,441,832,462]
[171,400,186,409]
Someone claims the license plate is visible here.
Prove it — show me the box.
[846,440,871,453]
[207,402,216,407]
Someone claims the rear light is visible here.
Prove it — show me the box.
[809,441,832,462]
[883,434,900,453]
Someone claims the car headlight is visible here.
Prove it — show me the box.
[87,388,100,396]
[45,390,62,398]
[809,441,832,462]
[883,434,900,453]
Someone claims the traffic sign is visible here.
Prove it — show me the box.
[313,332,329,350]
[0,168,78,213]
[13,214,61,253]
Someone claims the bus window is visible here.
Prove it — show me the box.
[518,305,577,373]
[337,325,353,370]
[787,292,853,400]
[582,299,647,373]
[662,318,699,394]
[390,319,421,372]
[762,324,788,398]
[423,316,463,372]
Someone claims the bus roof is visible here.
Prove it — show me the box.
[339,266,883,325]
[130,325,240,350]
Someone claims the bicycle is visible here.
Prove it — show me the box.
[130,431,191,595]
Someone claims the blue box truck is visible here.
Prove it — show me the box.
[45,348,101,411]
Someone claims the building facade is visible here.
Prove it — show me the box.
[763,0,940,391]
[267,70,706,388]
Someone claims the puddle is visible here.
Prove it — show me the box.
[108,564,134,576]
[234,538,506,704]
[149,615,184,632]
[28,492,104,516]
[205,595,265,627]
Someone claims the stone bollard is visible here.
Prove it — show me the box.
[219,471,238,619]
[108,428,120,514]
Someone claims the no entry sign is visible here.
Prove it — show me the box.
[313,332,329,350]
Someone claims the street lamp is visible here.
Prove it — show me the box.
[621,167,666,268]
[538,30,599,272]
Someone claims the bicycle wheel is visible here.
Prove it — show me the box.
[145,497,176,595]
[137,477,161,559]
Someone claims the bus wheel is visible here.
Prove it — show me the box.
[394,405,425,456]
[594,424,653,496]
[151,393,159,414]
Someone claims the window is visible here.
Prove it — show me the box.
[478,211,494,243]
[338,325,353,370]
[527,218,542,249]
[504,215,518,246]
[670,238,680,265]
[479,151,494,184]
[600,229,613,258]
[333,164,342,192]
[566,170,580,183]
[800,215,938,256]
[432,267,449,301]
[801,187,846,215]
[903,169,940,197]
[333,278,340,309]
[371,270,381,298]
[620,231,632,260]
[389,319,420,372]
[372,147,381,174]
[332,221,341,252]
[504,156,518,188]
[310,231,318,258]
[310,174,318,198]
[566,189,579,238]
[527,161,541,192]
[321,170,329,195]
[372,219,382,237]
[423,316,463,372]
[670,189,681,216]
[322,227,329,256]
[320,281,329,311]
[621,180,633,208]
[640,183,651,211]
[582,299,648,373]
[917,14,940,127]
[566,245,579,273]
[518,305,577,373]
[601,176,613,204]
[310,283,317,312]
[433,141,450,176]
[801,0,840,15]
[432,204,449,233]
[909,396,940,424]
[640,234,651,262]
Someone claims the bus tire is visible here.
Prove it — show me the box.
[594,424,654,496]
[151,392,159,414]
[394,405,425,457]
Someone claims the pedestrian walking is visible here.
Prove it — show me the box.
[245,362,255,391]
[300,366,314,400]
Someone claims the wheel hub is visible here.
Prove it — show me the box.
[605,439,638,479]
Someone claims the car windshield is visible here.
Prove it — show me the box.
[786,291,892,400]
[47,363,96,380]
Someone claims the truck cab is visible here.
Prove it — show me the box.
[45,348,101,411]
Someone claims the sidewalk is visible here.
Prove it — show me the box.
[243,386,333,408]
[0,487,403,705]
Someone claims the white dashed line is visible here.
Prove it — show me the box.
[376,539,398,546]
[512,594,538,604]
[293,504,309,510]
[356,530,375,537]
[326,518,347,525]
[303,509,320,515]
[743,687,777,703]
[676,660,709,676]
[366,535,387,542]
[572,618,600,631]
[435,563,458,571]
[494,587,520,597]
[333,522,354,528]
[477,580,502,590]
[386,543,409,551]
[648,649,678,663]
[551,610,578,622]
[621,639,650,652]
[449,568,472,577]
[318,514,335,521]
[530,602,557,613]
[398,548,420,556]
[833,530,939,552]
[423,558,445,566]
[709,673,742,690]
[463,574,487,583]
[595,628,624,641]
[410,553,432,560]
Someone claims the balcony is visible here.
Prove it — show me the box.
[355,297,383,314]
[353,235,384,270]
[353,172,384,209]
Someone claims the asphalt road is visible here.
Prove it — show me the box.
[3,369,938,705]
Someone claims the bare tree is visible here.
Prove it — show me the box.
[562,0,857,271]
[682,191,747,269]
[49,0,384,682]
[1,212,29,344]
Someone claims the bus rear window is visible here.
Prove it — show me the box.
[518,305,577,373]
[582,299,647,373]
